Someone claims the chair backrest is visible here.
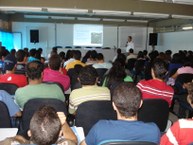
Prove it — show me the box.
[0,83,18,95]
[96,68,108,86]
[138,99,169,132]
[101,141,157,145]
[20,98,67,138]
[0,101,12,128]
[75,100,117,136]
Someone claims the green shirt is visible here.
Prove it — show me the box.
[15,83,65,109]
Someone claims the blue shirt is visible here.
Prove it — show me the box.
[85,120,160,145]
[0,90,20,116]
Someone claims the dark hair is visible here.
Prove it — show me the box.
[96,53,104,60]
[30,106,61,145]
[66,50,73,60]
[79,66,98,85]
[152,58,168,80]
[112,82,142,117]
[49,54,61,70]
[29,49,37,57]
[16,49,27,62]
[117,48,121,54]
[26,61,44,80]
[129,48,134,53]
[73,50,81,60]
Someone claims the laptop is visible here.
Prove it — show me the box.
[0,128,18,141]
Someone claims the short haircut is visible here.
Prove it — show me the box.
[152,58,168,80]
[29,49,36,57]
[112,82,142,118]
[96,53,104,60]
[49,54,61,70]
[129,48,134,53]
[79,66,98,85]
[30,106,61,145]
[73,50,81,60]
[26,61,44,80]
[16,49,27,62]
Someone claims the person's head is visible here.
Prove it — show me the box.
[49,54,61,71]
[26,61,44,80]
[96,53,104,61]
[112,82,142,118]
[16,49,27,63]
[129,48,134,53]
[78,66,98,86]
[128,36,132,42]
[29,49,37,57]
[117,48,121,54]
[4,54,17,72]
[10,49,16,56]
[38,48,43,54]
[28,106,61,145]
[151,58,168,80]
[73,50,81,60]
[187,82,193,108]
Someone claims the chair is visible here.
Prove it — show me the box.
[19,98,67,138]
[0,83,18,95]
[138,99,169,132]
[75,100,117,136]
[100,141,157,145]
[0,101,12,128]
[96,68,108,86]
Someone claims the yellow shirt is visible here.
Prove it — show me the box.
[66,60,85,71]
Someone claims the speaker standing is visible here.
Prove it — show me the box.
[125,36,134,53]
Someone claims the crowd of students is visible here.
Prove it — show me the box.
[0,45,193,145]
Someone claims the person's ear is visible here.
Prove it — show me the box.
[77,77,80,82]
[112,102,117,111]
[139,100,143,109]
[151,68,155,79]
[27,130,31,137]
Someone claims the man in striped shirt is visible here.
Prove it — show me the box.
[69,66,111,114]
[161,82,193,145]
[137,58,174,106]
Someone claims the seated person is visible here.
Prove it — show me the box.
[0,106,77,145]
[28,49,39,62]
[137,58,174,107]
[15,61,65,109]
[92,53,112,69]
[66,50,85,71]
[81,82,160,145]
[161,82,193,145]
[43,54,70,91]
[0,90,21,117]
[15,49,27,75]
[69,66,111,114]
[0,54,27,87]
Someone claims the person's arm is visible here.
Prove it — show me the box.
[57,112,78,144]
[80,140,87,145]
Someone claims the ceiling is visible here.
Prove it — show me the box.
[0,0,193,32]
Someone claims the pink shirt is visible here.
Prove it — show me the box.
[177,66,193,74]
[43,68,70,91]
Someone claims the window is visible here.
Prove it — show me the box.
[0,31,13,51]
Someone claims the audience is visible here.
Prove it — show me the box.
[0,106,77,145]
[64,50,74,67]
[92,53,112,69]
[126,48,137,61]
[137,58,174,107]
[81,82,160,145]
[43,54,70,91]
[0,54,27,87]
[161,82,193,145]
[28,49,39,62]
[69,66,110,114]
[15,61,65,109]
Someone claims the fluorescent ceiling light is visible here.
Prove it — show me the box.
[103,18,125,22]
[0,6,41,12]
[182,26,193,30]
[133,12,169,18]
[93,10,131,16]
[126,20,148,23]
[141,0,165,2]
[47,8,88,14]
[24,15,49,19]
[77,17,100,21]
[172,14,193,19]
[51,16,75,20]
[173,0,193,5]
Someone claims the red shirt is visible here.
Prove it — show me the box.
[0,73,27,87]
[161,119,193,145]
[137,79,174,106]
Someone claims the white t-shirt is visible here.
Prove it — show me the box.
[126,41,134,52]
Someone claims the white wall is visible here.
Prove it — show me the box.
[12,22,153,60]
[157,30,193,53]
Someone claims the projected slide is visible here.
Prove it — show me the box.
[73,24,103,46]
